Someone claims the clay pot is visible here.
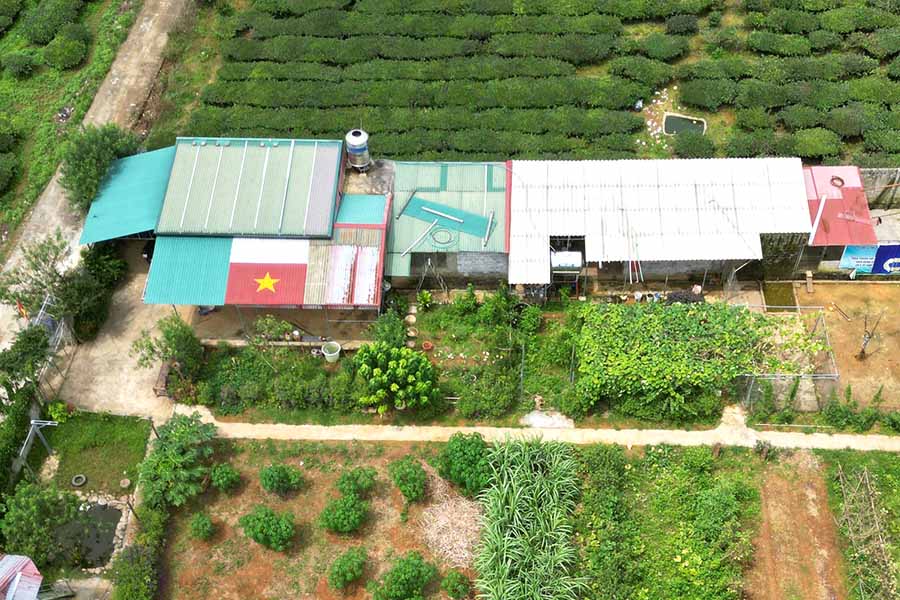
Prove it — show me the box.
[422,341,434,352]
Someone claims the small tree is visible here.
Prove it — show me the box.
[139,412,215,509]
[239,505,295,551]
[0,230,69,315]
[388,456,426,504]
[0,482,80,567]
[336,466,377,498]
[131,314,204,381]
[259,464,305,495]
[0,53,35,78]
[0,325,49,400]
[319,494,368,534]
[328,546,367,591]
[437,433,490,498]
[371,552,437,600]
[355,342,440,414]
[60,124,139,212]
[210,462,241,493]
[43,34,86,70]
[367,311,406,348]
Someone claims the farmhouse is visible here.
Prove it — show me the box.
[81,134,890,323]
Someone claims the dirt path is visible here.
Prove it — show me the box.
[0,0,191,348]
[745,451,848,600]
[170,405,900,452]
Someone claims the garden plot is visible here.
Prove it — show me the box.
[795,283,900,410]
[160,440,475,600]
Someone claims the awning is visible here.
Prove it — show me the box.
[79,146,176,244]
[804,166,878,247]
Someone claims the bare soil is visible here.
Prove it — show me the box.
[160,440,474,600]
[794,283,900,409]
[744,450,849,600]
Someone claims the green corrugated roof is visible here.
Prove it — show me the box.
[80,147,176,244]
[389,162,507,256]
[155,137,343,238]
[144,236,232,305]
[336,194,387,224]
[385,252,411,277]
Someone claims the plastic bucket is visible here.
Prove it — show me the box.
[322,341,341,363]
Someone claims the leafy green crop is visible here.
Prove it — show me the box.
[438,432,490,497]
[356,342,440,414]
[328,546,367,590]
[239,505,295,551]
[388,456,427,504]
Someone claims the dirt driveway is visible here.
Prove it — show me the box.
[794,282,900,409]
[744,450,848,600]
[58,242,172,422]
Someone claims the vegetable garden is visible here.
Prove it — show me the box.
[166,0,900,164]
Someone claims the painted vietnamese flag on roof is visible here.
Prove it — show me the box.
[224,238,309,305]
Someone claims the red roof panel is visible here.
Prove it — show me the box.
[804,166,877,247]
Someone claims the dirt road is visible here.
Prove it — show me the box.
[0,0,190,348]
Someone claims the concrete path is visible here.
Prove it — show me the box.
[0,0,191,348]
[174,405,900,453]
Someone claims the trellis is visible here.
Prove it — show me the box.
[836,464,899,600]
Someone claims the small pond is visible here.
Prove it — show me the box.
[664,113,707,135]
[56,504,122,567]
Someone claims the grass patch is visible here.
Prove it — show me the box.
[30,412,150,494]
[0,0,140,249]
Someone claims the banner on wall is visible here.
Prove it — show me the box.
[839,245,877,273]
[872,244,900,274]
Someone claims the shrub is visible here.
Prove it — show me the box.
[131,314,204,382]
[328,546,367,590]
[260,463,305,495]
[849,77,900,105]
[666,14,698,35]
[735,107,775,130]
[210,463,241,493]
[808,29,842,51]
[60,124,139,211]
[819,6,895,33]
[826,105,866,138]
[0,114,17,153]
[779,104,823,130]
[58,21,90,42]
[438,432,490,497]
[793,128,842,158]
[747,31,811,56]
[44,37,90,74]
[456,363,518,418]
[416,289,433,311]
[20,0,83,44]
[355,342,440,414]
[371,552,438,600]
[2,52,37,78]
[608,56,673,89]
[442,570,471,599]
[763,8,819,33]
[320,494,369,533]
[679,78,737,110]
[0,152,17,193]
[239,505,295,551]
[673,131,716,158]
[368,311,406,347]
[388,456,427,504]
[189,512,215,540]
[0,482,80,567]
[336,466,377,498]
[883,411,900,433]
[640,33,689,61]
[0,0,20,32]
[110,543,156,600]
[708,10,722,27]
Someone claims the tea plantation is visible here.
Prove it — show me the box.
[178,0,900,164]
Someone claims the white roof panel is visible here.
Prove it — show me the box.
[508,157,809,284]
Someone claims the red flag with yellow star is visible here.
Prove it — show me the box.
[224,239,309,305]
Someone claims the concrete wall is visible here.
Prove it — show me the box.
[862,168,900,209]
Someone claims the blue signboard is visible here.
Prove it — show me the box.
[872,244,900,275]
[839,245,877,273]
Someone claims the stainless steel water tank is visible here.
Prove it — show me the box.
[345,129,371,171]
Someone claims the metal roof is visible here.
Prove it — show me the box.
[804,166,877,247]
[386,162,508,277]
[0,555,42,600]
[144,236,232,305]
[335,194,388,225]
[80,146,175,244]
[144,198,390,308]
[508,158,812,284]
[155,137,343,238]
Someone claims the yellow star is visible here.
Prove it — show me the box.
[254,272,279,293]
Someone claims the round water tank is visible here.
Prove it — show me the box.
[345,129,371,171]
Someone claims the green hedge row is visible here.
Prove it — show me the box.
[750,8,819,34]
[847,28,900,59]
[747,31,811,56]
[486,33,617,65]
[678,54,878,83]
[818,6,896,34]
[252,0,350,17]
[201,76,649,110]
[240,9,624,39]
[864,129,900,153]
[188,105,644,137]
[222,36,480,64]
[608,55,674,88]
[217,57,576,82]
[680,77,900,110]
[20,0,82,44]
[349,0,713,17]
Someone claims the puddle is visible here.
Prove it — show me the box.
[664,113,707,135]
